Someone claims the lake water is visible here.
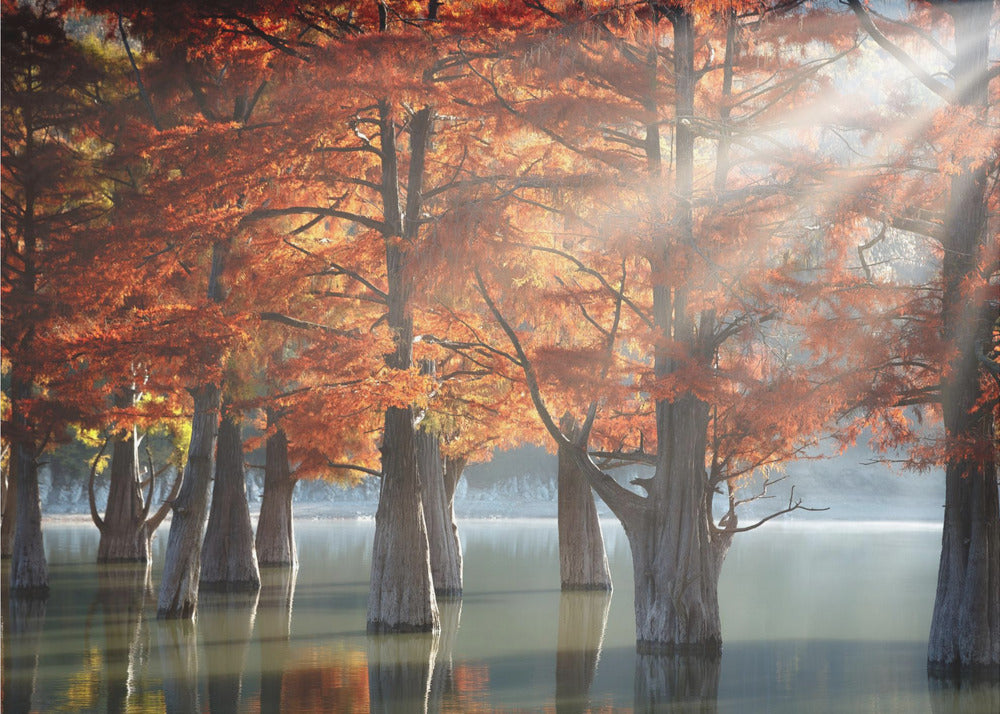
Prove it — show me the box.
[2,518,998,712]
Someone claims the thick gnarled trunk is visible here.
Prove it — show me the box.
[255,425,297,567]
[201,413,260,592]
[416,427,462,596]
[157,384,220,619]
[558,421,611,591]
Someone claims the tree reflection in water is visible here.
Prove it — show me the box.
[157,618,199,714]
[258,565,298,712]
[2,594,47,714]
[96,563,152,714]
[634,651,721,714]
[928,672,1000,714]
[428,597,463,709]
[200,589,259,714]
[367,631,440,713]
[556,590,612,713]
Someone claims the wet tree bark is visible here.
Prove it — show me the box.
[556,591,612,713]
[367,102,439,633]
[156,383,221,619]
[927,0,1000,676]
[558,418,611,591]
[201,413,260,592]
[10,402,47,597]
[416,424,463,596]
[255,422,297,567]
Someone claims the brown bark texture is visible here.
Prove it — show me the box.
[2,452,18,559]
[156,383,220,619]
[255,425,297,567]
[415,426,463,596]
[97,429,150,562]
[927,0,1000,675]
[558,420,611,591]
[200,413,261,592]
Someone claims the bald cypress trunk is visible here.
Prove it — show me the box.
[156,384,220,619]
[416,427,462,596]
[2,454,18,559]
[201,413,260,592]
[558,419,611,591]
[927,0,1000,676]
[97,427,149,563]
[256,424,297,567]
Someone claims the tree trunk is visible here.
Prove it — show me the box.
[416,426,463,596]
[97,428,149,563]
[558,418,611,591]
[367,102,439,633]
[630,395,728,654]
[556,591,611,713]
[2,453,18,559]
[368,406,439,633]
[10,438,46,597]
[156,384,221,619]
[255,424,297,567]
[927,0,1000,675]
[201,413,260,592]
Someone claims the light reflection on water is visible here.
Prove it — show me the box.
[1,518,997,712]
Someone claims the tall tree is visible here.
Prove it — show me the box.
[845,0,999,674]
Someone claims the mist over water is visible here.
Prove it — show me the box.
[4,518,996,712]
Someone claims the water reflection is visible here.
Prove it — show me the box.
[428,598,462,709]
[367,631,439,713]
[200,589,259,714]
[96,563,152,713]
[2,595,47,714]
[556,590,611,713]
[634,652,721,714]
[928,674,1000,714]
[258,565,298,712]
[157,619,200,714]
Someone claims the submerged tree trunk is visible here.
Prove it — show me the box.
[156,384,221,619]
[96,427,149,563]
[927,0,1000,675]
[416,425,462,596]
[255,423,297,567]
[201,413,260,592]
[558,418,611,591]
[10,437,46,597]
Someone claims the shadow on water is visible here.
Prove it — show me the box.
[634,651,721,714]
[257,565,298,712]
[556,590,612,713]
[95,563,153,714]
[2,594,48,714]
[200,588,260,714]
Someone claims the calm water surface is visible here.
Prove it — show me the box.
[2,518,998,712]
